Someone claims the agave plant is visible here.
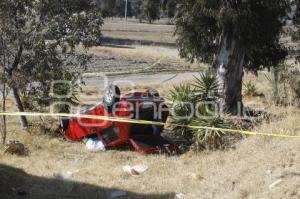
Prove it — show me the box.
[168,73,232,150]
[168,83,196,118]
[169,83,196,103]
[168,84,196,142]
[193,71,221,121]
[193,70,219,102]
[190,112,230,150]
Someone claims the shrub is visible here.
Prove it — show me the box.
[191,115,230,150]
[168,71,233,150]
[288,70,300,100]
[243,81,260,97]
[193,70,219,101]
[168,84,196,143]
[264,65,300,106]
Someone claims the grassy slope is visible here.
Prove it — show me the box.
[1,73,300,199]
[1,19,300,199]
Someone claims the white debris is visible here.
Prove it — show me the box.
[85,138,106,152]
[269,179,283,189]
[174,193,185,199]
[53,170,79,180]
[122,164,148,176]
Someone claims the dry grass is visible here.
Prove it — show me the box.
[102,19,175,45]
[90,19,182,64]
[89,45,182,62]
[1,72,300,198]
[2,18,300,199]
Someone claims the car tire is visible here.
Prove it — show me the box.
[103,84,121,107]
[146,89,160,98]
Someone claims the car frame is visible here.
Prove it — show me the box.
[59,85,177,153]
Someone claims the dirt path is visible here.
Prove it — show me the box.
[83,71,199,89]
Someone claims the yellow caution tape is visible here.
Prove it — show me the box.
[0,112,299,139]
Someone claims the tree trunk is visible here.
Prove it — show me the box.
[6,44,28,128]
[215,33,245,115]
[2,82,7,145]
[271,67,279,105]
[12,86,28,128]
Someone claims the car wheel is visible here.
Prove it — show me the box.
[146,89,160,98]
[103,85,121,107]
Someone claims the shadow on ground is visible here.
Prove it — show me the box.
[101,37,176,48]
[100,43,136,49]
[0,164,174,199]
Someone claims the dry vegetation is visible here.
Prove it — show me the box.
[1,72,300,199]
[84,19,194,75]
[102,19,176,45]
[1,19,300,199]
[76,19,202,76]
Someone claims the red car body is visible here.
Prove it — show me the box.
[64,91,171,152]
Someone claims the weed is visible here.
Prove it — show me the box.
[243,81,260,97]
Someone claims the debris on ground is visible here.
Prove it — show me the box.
[4,140,26,156]
[122,164,148,176]
[53,170,79,180]
[269,179,283,189]
[107,190,127,198]
[174,193,185,199]
[84,138,106,152]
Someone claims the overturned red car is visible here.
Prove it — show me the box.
[59,85,177,154]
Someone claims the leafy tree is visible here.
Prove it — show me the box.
[114,0,126,18]
[131,0,143,20]
[0,0,103,128]
[162,0,178,18]
[174,0,291,114]
[95,0,117,17]
[141,0,161,24]
[291,0,300,53]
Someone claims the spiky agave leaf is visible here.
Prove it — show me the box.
[190,115,230,150]
[193,70,219,101]
[168,83,196,103]
[168,84,196,144]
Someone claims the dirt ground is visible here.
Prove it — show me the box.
[102,18,175,46]
[83,18,200,75]
[1,72,300,199]
[1,19,300,199]
[85,48,192,74]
